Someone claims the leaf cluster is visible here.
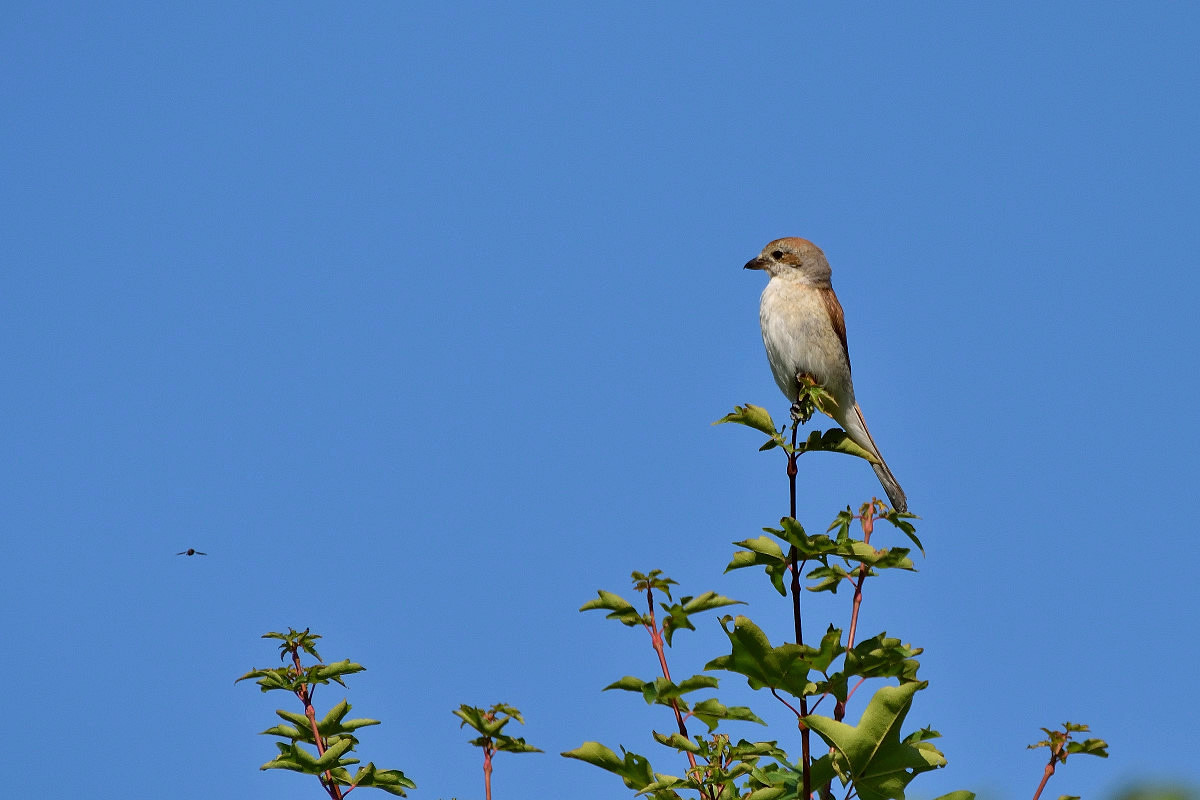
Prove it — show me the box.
[604,674,764,732]
[580,570,744,646]
[237,628,415,797]
[1028,722,1110,762]
[713,404,874,462]
[572,573,789,798]
[454,703,542,755]
[563,738,803,800]
[727,511,920,598]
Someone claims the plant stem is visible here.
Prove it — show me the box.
[1031,740,1065,800]
[836,504,875,723]
[644,584,710,800]
[1031,760,1055,800]
[483,746,494,800]
[291,647,343,800]
[786,418,812,800]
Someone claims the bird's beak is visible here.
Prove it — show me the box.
[744,256,766,271]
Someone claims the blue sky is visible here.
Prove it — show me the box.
[3,4,1198,799]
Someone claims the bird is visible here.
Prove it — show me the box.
[744,237,907,512]
[176,548,207,556]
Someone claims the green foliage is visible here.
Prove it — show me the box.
[568,413,976,800]
[1028,722,1109,762]
[570,572,789,799]
[1024,723,1109,800]
[562,742,659,793]
[454,702,542,755]
[712,403,876,462]
[727,511,916,600]
[603,674,765,732]
[571,395,1086,800]
[232,387,1113,800]
[581,569,742,646]
[804,682,946,800]
[237,628,414,797]
[706,615,842,699]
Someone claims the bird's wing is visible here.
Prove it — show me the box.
[819,287,850,371]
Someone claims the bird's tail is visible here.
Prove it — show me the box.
[842,403,908,513]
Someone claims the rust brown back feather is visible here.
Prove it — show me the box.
[820,287,850,372]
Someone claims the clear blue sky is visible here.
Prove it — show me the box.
[3,4,1197,800]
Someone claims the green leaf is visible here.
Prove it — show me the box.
[632,570,678,599]
[603,675,717,707]
[454,703,540,756]
[683,591,744,615]
[314,698,380,740]
[1065,738,1109,758]
[674,674,721,695]
[776,518,843,561]
[842,633,923,683]
[262,741,321,773]
[806,564,852,594]
[342,763,417,796]
[580,590,645,626]
[260,722,306,740]
[902,727,942,744]
[493,735,543,754]
[562,742,658,792]
[931,793,976,800]
[834,541,915,571]
[651,731,701,753]
[726,536,788,596]
[453,705,509,738]
[705,616,840,699]
[262,628,325,663]
[690,698,766,731]
[809,626,845,672]
[881,510,925,555]
[713,404,779,437]
[236,667,304,693]
[745,787,789,800]
[603,675,650,695]
[660,594,745,645]
[804,682,945,800]
[827,509,855,541]
[313,737,355,770]
[310,660,366,686]
[796,428,876,462]
[741,753,835,799]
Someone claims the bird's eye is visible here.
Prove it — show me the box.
[771,250,784,260]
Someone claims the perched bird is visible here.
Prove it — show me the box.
[744,237,907,512]
[176,548,207,556]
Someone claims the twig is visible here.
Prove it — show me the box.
[786,415,812,800]
[1031,761,1055,800]
[290,646,343,800]
[644,584,711,800]
[836,504,876,723]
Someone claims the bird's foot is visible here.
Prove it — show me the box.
[790,399,814,425]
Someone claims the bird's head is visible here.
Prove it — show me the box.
[744,237,832,286]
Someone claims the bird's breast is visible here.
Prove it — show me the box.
[759,279,854,408]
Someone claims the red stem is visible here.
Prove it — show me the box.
[291,647,343,800]
[483,746,494,800]
[1031,740,1065,800]
[1031,760,1055,800]
[644,586,710,798]
[836,506,875,722]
